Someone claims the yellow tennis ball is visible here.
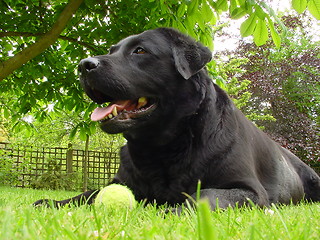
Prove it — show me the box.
[94,184,137,210]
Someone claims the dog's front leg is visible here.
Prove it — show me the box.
[192,188,263,209]
[169,188,263,215]
[33,189,99,208]
[178,188,264,212]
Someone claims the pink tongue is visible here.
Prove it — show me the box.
[91,105,114,121]
[91,100,133,121]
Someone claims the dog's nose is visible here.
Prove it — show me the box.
[78,58,100,73]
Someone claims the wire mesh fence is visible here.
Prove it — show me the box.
[1,141,319,191]
[0,142,120,190]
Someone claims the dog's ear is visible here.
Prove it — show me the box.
[172,38,212,80]
[157,28,212,79]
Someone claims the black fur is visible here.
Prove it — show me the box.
[34,28,320,210]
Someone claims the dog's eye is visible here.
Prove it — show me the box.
[133,47,147,54]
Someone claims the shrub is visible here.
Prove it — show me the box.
[30,160,82,191]
[0,149,20,186]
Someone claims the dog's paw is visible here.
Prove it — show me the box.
[164,206,183,215]
[32,199,57,208]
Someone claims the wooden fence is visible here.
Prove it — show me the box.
[0,142,120,190]
[1,142,319,191]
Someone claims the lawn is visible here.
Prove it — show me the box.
[0,186,319,240]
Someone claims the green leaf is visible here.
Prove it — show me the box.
[292,0,308,13]
[89,122,96,135]
[200,31,213,50]
[240,13,257,37]
[198,19,206,32]
[185,16,197,38]
[3,108,10,119]
[173,20,187,33]
[254,5,267,19]
[258,1,287,34]
[215,0,228,11]
[244,2,253,14]
[215,76,226,89]
[229,0,246,19]
[230,0,237,13]
[69,126,78,140]
[79,126,87,141]
[267,17,281,48]
[230,7,247,19]
[247,0,256,5]
[59,39,69,52]
[308,0,320,20]
[202,1,214,22]
[177,3,186,18]
[3,42,13,52]
[253,18,268,46]
[187,0,198,16]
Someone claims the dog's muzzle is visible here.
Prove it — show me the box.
[78,57,100,74]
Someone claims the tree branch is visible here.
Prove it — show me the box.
[0,31,98,52]
[0,0,84,81]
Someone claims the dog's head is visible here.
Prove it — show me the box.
[78,28,212,135]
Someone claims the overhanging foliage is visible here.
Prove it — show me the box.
[0,0,319,141]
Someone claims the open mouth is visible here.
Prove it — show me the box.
[91,97,157,123]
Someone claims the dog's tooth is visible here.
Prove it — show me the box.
[137,97,147,108]
[112,107,118,116]
[138,97,147,103]
[108,114,113,119]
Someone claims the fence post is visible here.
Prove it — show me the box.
[66,143,73,173]
[83,135,89,192]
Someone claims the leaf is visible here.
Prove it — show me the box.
[230,0,237,13]
[200,31,213,50]
[230,7,247,19]
[247,0,256,5]
[198,19,206,32]
[69,126,78,140]
[292,0,308,13]
[244,2,253,14]
[229,0,246,19]
[89,122,96,135]
[240,13,258,37]
[174,20,187,33]
[215,0,228,11]
[79,126,87,141]
[267,17,281,48]
[177,3,186,18]
[210,14,217,25]
[215,76,226,89]
[254,4,267,19]
[3,108,10,119]
[202,1,214,22]
[308,0,320,20]
[187,0,198,16]
[253,18,268,46]
[59,39,69,52]
[65,98,75,111]
[258,1,287,34]
[185,16,197,38]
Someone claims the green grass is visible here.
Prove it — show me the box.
[0,186,319,240]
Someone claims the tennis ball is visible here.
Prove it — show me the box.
[94,184,137,210]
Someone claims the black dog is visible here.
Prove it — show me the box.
[34,28,320,209]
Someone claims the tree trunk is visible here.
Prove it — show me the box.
[0,0,84,81]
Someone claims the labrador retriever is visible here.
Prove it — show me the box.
[34,28,320,210]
